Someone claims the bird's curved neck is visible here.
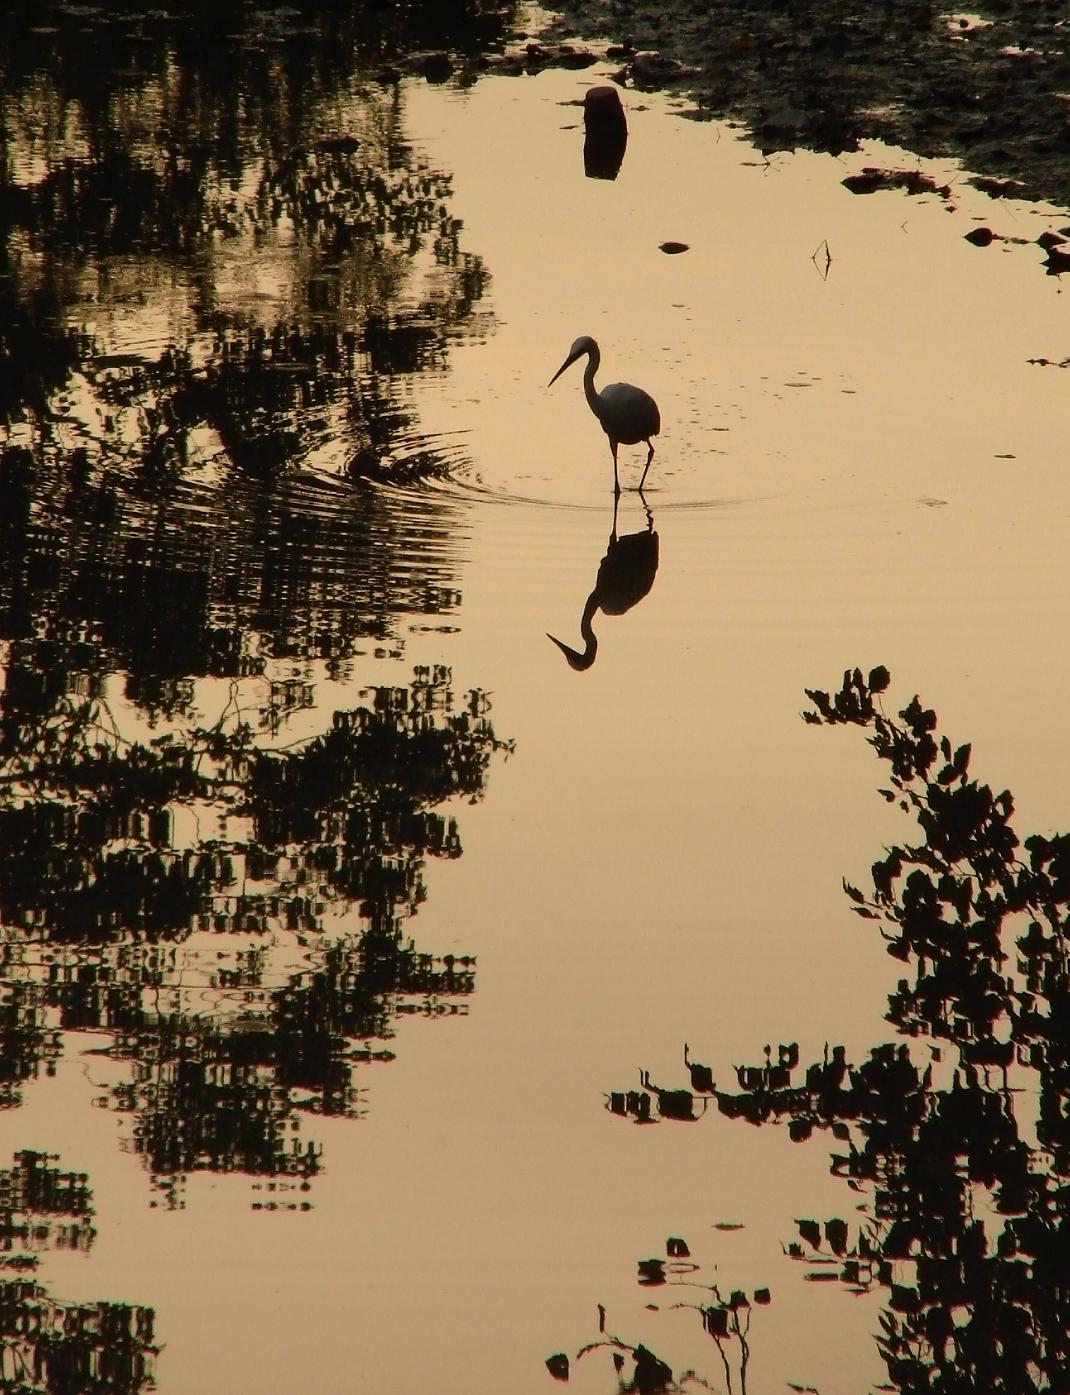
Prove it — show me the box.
[580,590,599,637]
[575,592,599,665]
[582,345,602,419]
[548,594,600,670]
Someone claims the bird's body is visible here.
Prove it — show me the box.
[548,336,660,493]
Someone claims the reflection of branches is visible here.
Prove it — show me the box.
[606,668,1069,1395]
[549,1241,768,1394]
[0,691,124,788]
[0,1274,158,1395]
[805,667,1026,952]
[0,664,509,942]
[559,1330,677,1394]
[1,27,495,480]
[803,668,1068,1061]
[0,665,506,1186]
[664,1295,752,1395]
[796,668,1070,1394]
[0,1150,95,1256]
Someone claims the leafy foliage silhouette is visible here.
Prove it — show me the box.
[0,660,508,1194]
[0,1150,157,1394]
[589,669,1069,1395]
[0,0,513,1202]
[1,2,498,482]
[548,1238,769,1394]
[0,1151,95,1257]
[0,1283,158,1395]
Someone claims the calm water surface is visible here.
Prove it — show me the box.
[2,8,1069,1394]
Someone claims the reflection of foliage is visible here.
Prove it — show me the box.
[103,934,476,1200]
[1,2,499,481]
[792,668,1070,1393]
[0,2,514,90]
[0,1151,94,1257]
[0,662,507,1193]
[547,1239,769,1394]
[593,668,1069,1395]
[0,1151,156,1392]
[0,663,506,941]
[0,1278,157,1395]
[0,659,503,941]
[0,981,63,1112]
[0,282,83,423]
[0,441,468,713]
[0,0,510,1214]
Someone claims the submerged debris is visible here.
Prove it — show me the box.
[489,42,598,75]
[841,167,952,198]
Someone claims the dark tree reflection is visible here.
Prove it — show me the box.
[0,1150,156,1395]
[0,661,504,942]
[0,1151,94,1256]
[547,1238,769,1395]
[595,667,1069,1395]
[1,1,500,484]
[0,1,515,1206]
[0,652,508,1196]
[0,1285,157,1395]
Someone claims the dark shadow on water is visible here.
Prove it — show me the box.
[568,665,1070,1395]
[547,494,658,670]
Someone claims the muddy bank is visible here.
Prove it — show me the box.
[541,1,1070,211]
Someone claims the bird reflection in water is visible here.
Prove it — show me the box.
[583,86,627,180]
[547,495,659,671]
[548,335,661,494]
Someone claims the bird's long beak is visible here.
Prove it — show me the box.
[546,633,595,671]
[547,348,582,388]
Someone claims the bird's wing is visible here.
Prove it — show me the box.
[600,382,660,441]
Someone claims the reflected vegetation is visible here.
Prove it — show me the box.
[584,667,1069,1395]
[1,1,501,484]
[0,1150,158,1395]
[0,0,517,1208]
[0,649,507,1199]
[0,1151,94,1256]
[548,1239,768,1395]
[547,498,658,670]
[0,1285,157,1395]
[547,0,1070,212]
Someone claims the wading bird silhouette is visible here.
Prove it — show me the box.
[547,336,660,494]
[546,494,659,670]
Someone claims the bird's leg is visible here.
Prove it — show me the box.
[638,440,655,491]
[610,439,621,496]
